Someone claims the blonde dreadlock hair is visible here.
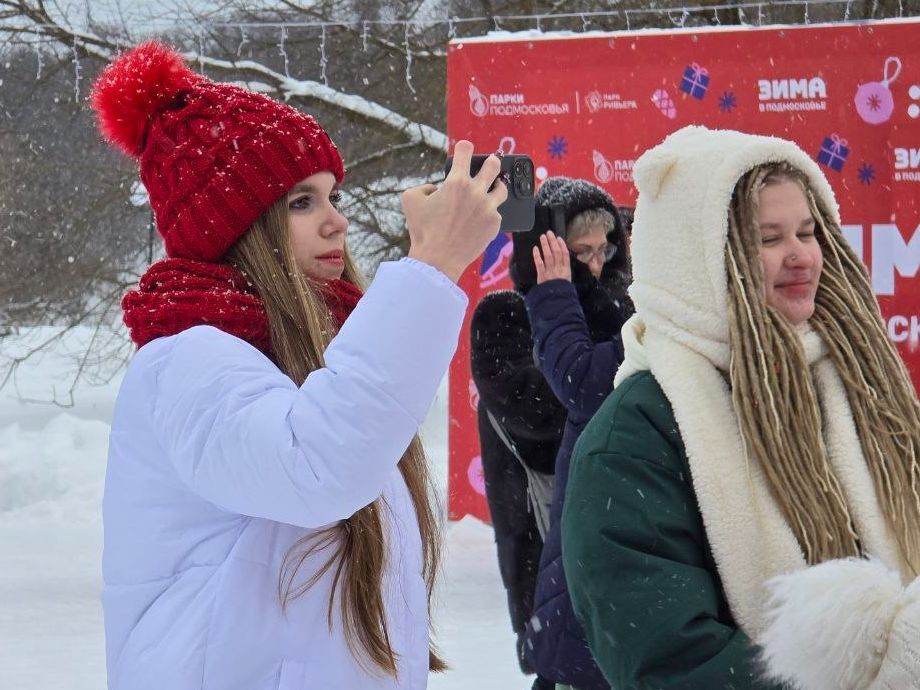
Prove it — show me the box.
[225,198,446,676]
[725,162,920,577]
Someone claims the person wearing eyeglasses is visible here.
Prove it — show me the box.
[520,177,632,690]
[567,227,619,276]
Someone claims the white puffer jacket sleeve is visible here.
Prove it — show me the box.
[149,258,465,528]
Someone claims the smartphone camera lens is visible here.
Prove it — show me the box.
[510,158,533,197]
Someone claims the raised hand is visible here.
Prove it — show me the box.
[533,231,572,284]
[402,140,508,283]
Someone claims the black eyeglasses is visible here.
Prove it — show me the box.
[574,243,617,264]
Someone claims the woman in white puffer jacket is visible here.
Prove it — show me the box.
[92,42,506,690]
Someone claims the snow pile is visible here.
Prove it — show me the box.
[0,414,109,524]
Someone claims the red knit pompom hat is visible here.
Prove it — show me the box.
[91,42,344,262]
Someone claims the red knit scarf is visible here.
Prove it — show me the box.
[122,258,363,355]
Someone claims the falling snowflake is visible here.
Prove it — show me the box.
[867,93,882,112]
[547,135,568,160]
[719,91,737,112]
[858,162,876,185]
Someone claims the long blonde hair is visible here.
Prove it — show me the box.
[224,198,446,675]
[725,162,920,577]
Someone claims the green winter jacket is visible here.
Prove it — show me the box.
[562,371,787,690]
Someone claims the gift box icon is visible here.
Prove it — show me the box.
[680,63,710,99]
[817,134,849,172]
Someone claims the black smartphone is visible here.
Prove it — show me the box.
[533,203,567,239]
[444,153,536,232]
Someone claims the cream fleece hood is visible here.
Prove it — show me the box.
[613,127,905,660]
[627,125,840,369]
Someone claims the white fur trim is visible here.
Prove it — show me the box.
[814,359,904,577]
[871,576,920,690]
[760,558,903,690]
[614,315,648,386]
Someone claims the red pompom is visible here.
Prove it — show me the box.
[91,42,202,157]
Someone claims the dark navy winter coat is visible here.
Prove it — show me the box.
[522,265,628,690]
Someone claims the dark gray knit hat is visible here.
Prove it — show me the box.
[535,176,619,228]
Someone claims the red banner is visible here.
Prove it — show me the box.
[446,19,920,522]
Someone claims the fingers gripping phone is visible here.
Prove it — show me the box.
[444,154,536,232]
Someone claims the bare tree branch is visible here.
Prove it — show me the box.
[0,1,449,154]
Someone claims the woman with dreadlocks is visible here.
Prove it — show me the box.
[562,126,920,690]
[92,43,506,690]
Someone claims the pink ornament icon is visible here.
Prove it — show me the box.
[469,84,488,117]
[593,150,614,183]
[854,57,901,125]
[651,88,677,119]
[467,456,486,495]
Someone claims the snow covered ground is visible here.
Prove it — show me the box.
[0,327,529,690]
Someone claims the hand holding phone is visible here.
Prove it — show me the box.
[444,153,536,232]
[402,140,508,282]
